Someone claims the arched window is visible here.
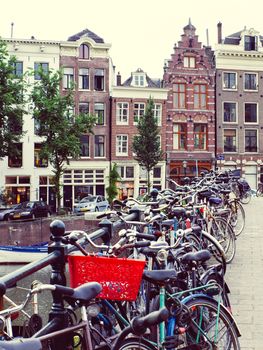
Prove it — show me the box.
[79,44,89,59]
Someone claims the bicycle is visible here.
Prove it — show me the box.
[256,182,263,197]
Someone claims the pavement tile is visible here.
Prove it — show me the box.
[226,197,263,349]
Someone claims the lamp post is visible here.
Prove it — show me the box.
[182,160,187,177]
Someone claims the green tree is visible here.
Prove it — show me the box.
[106,163,122,204]
[31,68,96,212]
[0,40,26,158]
[132,98,163,194]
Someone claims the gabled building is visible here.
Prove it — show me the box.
[215,23,263,188]
[111,68,168,198]
[0,36,61,208]
[60,29,113,208]
[163,20,216,183]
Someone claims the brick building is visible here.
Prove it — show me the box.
[163,20,216,183]
[111,68,168,198]
[215,23,263,189]
[60,29,113,208]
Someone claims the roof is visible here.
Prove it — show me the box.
[122,75,161,88]
[223,31,242,45]
[183,18,196,31]
[68,29,104,43]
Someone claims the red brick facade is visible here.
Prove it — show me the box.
[163,21,216,183]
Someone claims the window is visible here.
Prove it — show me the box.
[117,166,134,178]
[133,103,145,123]
[63,68,74,89]
[153,104,162,125]
[94,135,105,157]
[116,135,128,156]
[34,143,48,167]
[173,124,187,150]
[244,35,257,51]
[94,69,104,91]
[223,72,237,90]
[244,73,257,90]
[117,102,129,124]
[224,129,237,152]
[223,102,237,122]
[245,103,257,123]
[94,103,105,125]
[12,61,23,77]
[134,75,144,86]
[126,166,134,178]
[183,56,195,68]
[153,167,161,178]
[79,102,89,115]
[194,85,207,109]
[34,62,49,80]
[64,107,74,123]
[245,130,257,152]
[80,135,89,157]
[79,44,89,59]
[8,143,22,167]
[194,124,207,150]
[173,83,186,108]
[79,68,89,89]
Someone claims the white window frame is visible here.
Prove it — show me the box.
[244,129,258,153]
[116,102,129,125]
[153,103,162,126]
[78,68,89,90]
[116,135,128,156]
[223,101,238,123]
[183,56,195,68]
[244,72,258,91]
[223,128,238,153]
[222,72,237,90]
[63,68,74,90]
[133,103,145,124]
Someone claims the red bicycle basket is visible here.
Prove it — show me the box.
[68,255,146,301]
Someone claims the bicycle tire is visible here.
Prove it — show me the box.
[182,297,240,349]
[210,217,236,264]
[228,200,245,237]
[117,337,157,350]
[256,187,263,197]
[240,191,251,204]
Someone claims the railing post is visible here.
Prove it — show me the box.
[47,219,68,347]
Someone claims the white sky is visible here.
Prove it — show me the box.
[1,0,263,81]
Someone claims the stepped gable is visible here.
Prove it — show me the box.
[68,28,104,43]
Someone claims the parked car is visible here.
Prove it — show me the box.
[74,195,109,214]
[0,204,22,221]
[8,201,51,221]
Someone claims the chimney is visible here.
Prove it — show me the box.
[217,22,222,44]
[116,72,121,86]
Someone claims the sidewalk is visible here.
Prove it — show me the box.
[226,197,263,349]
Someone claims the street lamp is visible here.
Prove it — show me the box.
[182,160,187,177]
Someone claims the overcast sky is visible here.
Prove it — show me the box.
[1,0,263,80]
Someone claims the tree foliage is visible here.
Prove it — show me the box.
[31,68,96,210]
[132,98,163,193]
[0,40,26,158]
[106,163,122,203]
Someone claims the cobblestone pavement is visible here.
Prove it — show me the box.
[226,196,263,349]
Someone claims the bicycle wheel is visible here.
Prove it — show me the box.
[240,191,251,204]
[256,186,263,197]
[209,217,236,264]
[228,200,245,237]
[117,337,157,350]
[182,298,240,349]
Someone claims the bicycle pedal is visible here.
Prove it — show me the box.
[163,335,184,349]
